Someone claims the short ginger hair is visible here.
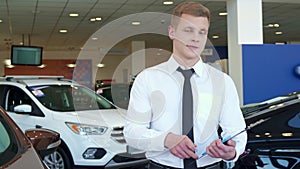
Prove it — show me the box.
[171,1,210,27]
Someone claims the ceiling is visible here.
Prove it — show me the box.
[1,0,300,52]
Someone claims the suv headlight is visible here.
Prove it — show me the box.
[66,122,108,135]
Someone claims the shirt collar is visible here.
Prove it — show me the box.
[166,54,204,77]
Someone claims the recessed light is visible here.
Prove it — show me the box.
[92,37,98,40]
[4,59,11,66]
[218,12,227,16]
[90,17,102,22]
[275,31,283,35]
[267,23,280,28]
[97,63,105,68]
[38,64,47,68]
[66,63,76,68]
[69,13,79,17]
[131,21,141,25]
[59,29,68,33]
[6,65,15,68]
[212,35,219,39]
[0,19,3,23]
[275,42,286,45]
[163,1,174,5]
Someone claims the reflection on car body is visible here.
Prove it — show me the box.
[234,94,300,169]
[0,106,60,169]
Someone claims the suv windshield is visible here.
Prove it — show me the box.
[29,84,115,111]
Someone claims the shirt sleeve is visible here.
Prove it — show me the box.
[219,75,247,162]
[123,70,169,152]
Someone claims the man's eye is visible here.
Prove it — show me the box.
[199,30,207,35]
[183,28,193,32]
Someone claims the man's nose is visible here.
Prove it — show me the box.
[191,34,200,42]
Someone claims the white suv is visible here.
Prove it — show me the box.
[0,76,147,169]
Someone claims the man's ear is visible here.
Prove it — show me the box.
[168,25,175,40]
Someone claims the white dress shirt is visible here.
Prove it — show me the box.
[123,56,247,168]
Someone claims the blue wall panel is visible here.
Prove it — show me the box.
[242,44,300,104]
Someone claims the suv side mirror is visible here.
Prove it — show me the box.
[25,128,61,158]
[14,104,32,113]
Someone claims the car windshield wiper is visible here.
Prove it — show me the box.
[242,95,298,115]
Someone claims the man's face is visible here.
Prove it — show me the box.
[169,14,209,64]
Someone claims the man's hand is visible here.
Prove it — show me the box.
[206,139,236,160]
[164,133,198,159]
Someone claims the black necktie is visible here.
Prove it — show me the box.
[177,67,197,169]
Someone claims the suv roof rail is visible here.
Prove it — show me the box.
[1,76,64,81]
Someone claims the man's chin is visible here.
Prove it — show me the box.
[186,51,200,59]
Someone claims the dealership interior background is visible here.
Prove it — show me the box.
[0,0,300,105]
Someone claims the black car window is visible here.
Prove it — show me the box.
[6,88,31,112]
[4,86,44,117]
[29,84,116,111]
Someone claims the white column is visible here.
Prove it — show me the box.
[131,41,145,81]
[227,0,263,105]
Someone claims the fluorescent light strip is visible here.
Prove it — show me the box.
[69,13,79,17]
[163,1,173,5]
[131,21,141,25]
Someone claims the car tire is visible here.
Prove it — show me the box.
[44,147,73,169]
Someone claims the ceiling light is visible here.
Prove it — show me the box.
[66,63,76,68]
[218,12,227,16]
[275,42,286,45]
[3,59,11,66]
[92,37,98,40]
[267,23,280,28]
[212,35,219,39]
[38,64,47,68]
[0,19,2,23]
[6,65,14,68]
[89,17,102,22]
[275,31,283,35]
[163,1,174,5]
[131,21,141,26]
[59,29,68,33]
[97,63,105,68]
[69,13,79,17]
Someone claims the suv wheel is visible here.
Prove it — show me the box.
[44,147,72,169]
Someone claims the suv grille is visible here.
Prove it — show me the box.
[111,126,126,144]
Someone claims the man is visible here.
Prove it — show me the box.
[124,1,247,169]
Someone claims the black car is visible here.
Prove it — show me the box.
[234,94,300,169]
[96,83,133,109]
